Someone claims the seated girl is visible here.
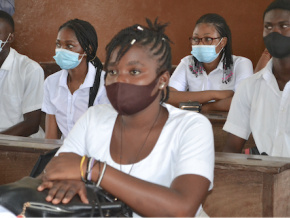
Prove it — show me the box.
[42,19,109,139]
[38,19,215,217]
[168,13,253,112]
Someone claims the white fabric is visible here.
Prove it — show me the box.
[0,48,44,138]
[42,62,109,138]
[0,206,16,218]
[57,103,215,217]
[169,55,253,91]
[223,59,290,157]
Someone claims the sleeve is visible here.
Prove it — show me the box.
[41,78,56,114]
[175,114,215,189]
[169,58,189,91]
[22,63,44,114]
[233,57,254,91]
[223,79,252,139]
[56,107,91,156]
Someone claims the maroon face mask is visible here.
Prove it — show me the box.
[105,78,160,115]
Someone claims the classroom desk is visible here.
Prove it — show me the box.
[204,152,290,217]
[202,111,256,152]
[0,134,62,185]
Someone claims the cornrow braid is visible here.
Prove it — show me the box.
[59,19,103,107]
[104,18,172,103]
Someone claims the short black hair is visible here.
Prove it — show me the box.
[104,18,172,103]
[0,10,14,32]
[193,13,233,84]
[264,0,290,18]
[59,19,102,71]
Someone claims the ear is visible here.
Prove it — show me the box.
[8,33,15,44]
[158,71,170,90]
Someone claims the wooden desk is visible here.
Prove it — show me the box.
[202,111,256,152]
[0,134,62,185]
[204,152,290,217]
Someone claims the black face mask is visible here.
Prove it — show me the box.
[264,32,290,59]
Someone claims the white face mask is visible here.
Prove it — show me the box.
[0,33,11,53]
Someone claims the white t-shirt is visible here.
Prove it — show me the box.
[0,48,44,138]
[169,55,253,91]
[57,103,215,216]
[42,62,109,138]
[223,59,290,157]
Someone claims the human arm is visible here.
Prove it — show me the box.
[201,96,232,112]
[254,48,271,73]
[223,132,247,153]
[0,109,41,136]
[45,114,61,139]
[167,87,234,108]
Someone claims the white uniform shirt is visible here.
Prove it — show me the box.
[169,55,253,91]
[223,59,290,157]
[42,62,109,138]
[57,103,215,217]
[0,48,44,137]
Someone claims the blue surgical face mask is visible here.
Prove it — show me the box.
[53,48,86,70]
[0,33,11,53]
[191,38,223,63]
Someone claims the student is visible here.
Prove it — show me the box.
[168,13,253,112]
[0,10,44,137]
[42,19,109,139]
[223,0,290,157]
[37,19,215,217]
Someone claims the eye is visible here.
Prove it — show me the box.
[192,37,200,43]
[129,69,141,75]
[281,23,290,29]
[264,24,272,30]
[107,70,118,76]
[67,44,74,49]
[204,37,213,43]
[56,42,61,48]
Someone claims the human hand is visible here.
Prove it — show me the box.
[41,152,85,181]
[37,179,88,204]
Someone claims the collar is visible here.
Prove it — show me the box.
[0,48,14,71]
[59,62,97,89]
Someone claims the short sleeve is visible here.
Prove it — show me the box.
[42,78,56,115]
[233,58,254,91]
[223,79,252,139]
[169,58,189,91]
[174,114,215,189]
[22,64,44,114]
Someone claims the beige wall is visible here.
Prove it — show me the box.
[12,0,273,67]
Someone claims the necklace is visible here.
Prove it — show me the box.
[119,107,161,174]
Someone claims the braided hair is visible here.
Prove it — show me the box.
[59,19,103,107]
[104,18,172,103]
[192,13,233,84]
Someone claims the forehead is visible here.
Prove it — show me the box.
[264,9,290,23]
[0,18,12,33]
[193,23,219,36]
[109,44,158,67]
[57,27,78,41]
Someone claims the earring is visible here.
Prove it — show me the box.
[159,83,165,89]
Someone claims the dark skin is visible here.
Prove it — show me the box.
[0,18,41,136]
[223,9,290,153]
[167,23,234,112]
[38,45,211,217]
[45,27,88,139]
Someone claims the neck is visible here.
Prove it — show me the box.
[67,61,88,82]
[203,54,222,74]
[272,57,290,83]
[121,98,162,130]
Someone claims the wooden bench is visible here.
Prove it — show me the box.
[0,134,62,185]
[204,152,290,217]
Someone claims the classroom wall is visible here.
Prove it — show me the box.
[12,0,273,67]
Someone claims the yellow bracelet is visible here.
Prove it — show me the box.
[80,156,86,179]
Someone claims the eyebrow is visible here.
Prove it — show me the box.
[126,60,144,66]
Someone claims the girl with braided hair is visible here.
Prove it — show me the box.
[42,19,109,139]
[169,13,254,112]
[38,18,214,217]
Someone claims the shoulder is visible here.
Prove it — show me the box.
[180,55,194,64]
[86,104,117,119]
[11,48,43,72]
[232,55,253,65]
[44,70,65,86]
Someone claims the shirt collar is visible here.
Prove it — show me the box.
[59,62,97,89]
[1,48,14,71]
